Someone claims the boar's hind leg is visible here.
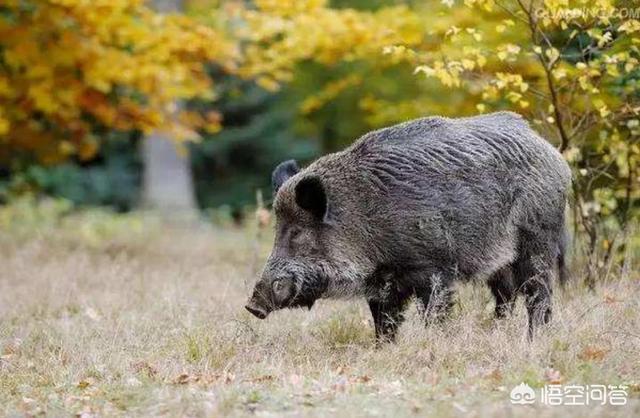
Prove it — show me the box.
[367,288,412,343]
[487,266,516,319]
[513,231,554,338]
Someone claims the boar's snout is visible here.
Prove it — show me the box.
[245,301,268,319]
[245,281,273,319]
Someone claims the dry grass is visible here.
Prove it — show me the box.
[0,209,639,417]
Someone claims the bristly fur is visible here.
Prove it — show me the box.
[247,112,572,342]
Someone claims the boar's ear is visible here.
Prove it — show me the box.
[272,160,300,194]
[295,176,328,221]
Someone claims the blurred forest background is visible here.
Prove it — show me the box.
[0,0,638,283]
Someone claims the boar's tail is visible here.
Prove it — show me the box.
[557,225,570,287]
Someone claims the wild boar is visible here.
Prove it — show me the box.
[245,112,571,342]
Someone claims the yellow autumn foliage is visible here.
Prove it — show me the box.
[238,3,425,90]
[0,0,235,164]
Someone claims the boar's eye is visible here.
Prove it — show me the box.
[271,278,295,306]
[289,227,302,241]
[272,279,289,301]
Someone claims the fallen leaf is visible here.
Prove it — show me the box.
[579,346,607,361]
[604,293,623,304]
[77,378,94,389]
[249,375,274,383]
[353,375,371,383]
[3,338,22,355]
[223,371,235,384]
[484,368,502,383]
[175,373,195,384]
[132,361,158,378]
[544,368,563,384]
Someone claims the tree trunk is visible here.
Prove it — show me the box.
[141,0,198,221]
[141,134,197,215]
[152,0,183,14]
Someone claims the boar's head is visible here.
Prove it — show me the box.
[245,160,370,319]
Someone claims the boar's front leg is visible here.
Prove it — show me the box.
[414,272,454,324]
[367,283,412,343]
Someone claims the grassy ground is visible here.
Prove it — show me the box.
[0,207,639,417]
